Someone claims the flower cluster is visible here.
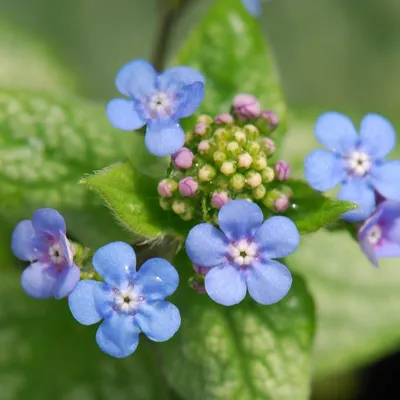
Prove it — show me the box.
[157,93,292,222]
[304,112,400,266]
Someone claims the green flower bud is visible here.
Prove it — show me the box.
[226,141,241,157]
[230,173,245,191]
[159,197,171,210]
[280,185,294,198]
[261,167,275,183]
[235,194,252,201]
[252,154,268,171]
[185,131,194,145]
[172,199,188,215]
[262,189,281,209]
[220,161,236,176]
[246,140,261,155]
[197,114,213,125]
[198,164,217,182]
[214,128,230,142]
[233,128,247,144]
[181,207,195,221]
[213,150,227,165]
[243,124,260,140]
[252,184,267,200]
[246,171,262,188]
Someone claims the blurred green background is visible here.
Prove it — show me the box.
[1,0,400,399]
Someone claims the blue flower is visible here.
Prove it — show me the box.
[358,200,400,267]
[68,242,180,358]
[305,112,400,221]
[106,59,205,157]
[185,199,299,306]
[11,208,80,299]
[242,0,268,16]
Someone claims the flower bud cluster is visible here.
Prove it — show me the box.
[157,94,292,220]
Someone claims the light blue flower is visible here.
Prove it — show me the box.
[11,208,80,299]
[68,242,180,358]
[305,112,400,221]
[185,200,299,306]
[107,59,205,157]
[242,0,268,16]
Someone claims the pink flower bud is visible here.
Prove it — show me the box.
[262,138,276,155]
[211,191,229,209]
[275,160,291,181]
[232,94,261,119]
[157,179,177,198]
[172,147,194,170]
[179,177,198,197]
[214,113,234,125]
[274,195,290,212]
[260,110,279,128]
[197,140,211,153]
[194,122,209,136]
[193,264,211,276]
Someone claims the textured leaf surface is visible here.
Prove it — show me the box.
[161,254,315,400]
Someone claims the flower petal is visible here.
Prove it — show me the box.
[304,149,346,191]
[115,59,157,98]
[59,230,74,267]
[254,216,300,259]
[158,66,205,89]
[96,314,140,358]
[135,300,181,342]
[92,242,136,286]
[32,208,66,237]
[245,260,292,305]
[359,113,396,160]
[185,223,228,267]
[106,98,145,131]
[135,258,179,301]
[145,120,185,157]
[205,263,246,306]
[375,242,400,259]
[357,212,380,267]
[370,160,400,201]
[176,82,205,119]
[52,264,81,299]
[218,199,263,240]
[21,262,56,298]
[242,0,262,16]
[315,112,358,154]
[11,220,42,261]
[338,178,375,221]
[68,280,105,325]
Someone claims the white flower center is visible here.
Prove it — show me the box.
[229,240,258,266]
[367,224,382,245]
[148,92,173,118]
[346,150,371,176]
[113,283,143,314]
[48,243,65,264]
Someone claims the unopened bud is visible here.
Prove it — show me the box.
[214,113,234,125]
[159,197,171,210]
[179,177,198,197]
[243,124,259,140]
[194,122,209,137]
[233,129,247,144]
[189,275,206,294]
[197,114,213,125]
[261,167,275,183]
[198,140,211,154]
[274,195,290,212]
[232,94,261,119]
[193,264,212,276]
[230,173,246,191]
[263,189,290,212]
[259,110,279,129]
[185,131,194,145]
[280,185,294,198]
[274,160,291,181]
[172,199,188,215]
[172,147,194,170]
[238,153,253,169]
[181,207,195,221]
[252,185,266,200]
[157,179,178,198]
[246,171,262,188]
[198,165,217,182]
[226,141,241,157]
[262,138,276,156]
[220,161,236,176]
[246,141,261,155]
[211,191,229,209]
[213,150,227,165]
[252,154,267,171]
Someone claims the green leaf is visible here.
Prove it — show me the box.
[0,88,129,247]
[82,162,192,241]
[282,109,400,378]
[283,180,357,234]
[0,266,174,400]
[0,18,77,92]
[160,253,315,400]
[174,0,287,143]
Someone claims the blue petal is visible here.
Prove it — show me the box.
[205,263,246,306]
[92,242,136,286]
[115,59,157,98]
[185,223,228,267]
[245,260,292,305]
[242,0,261,16]
[106,98,145,131]
[68,280,111,324]
[135,258,179,301]
[254,216,300,259]
[21,262,56,299]
[315,112,358,154]
[370,160,400,201]
[218,199,263,240]
[52,264,80,299]
[135,300,181,342]
[338,178,375,221]
[96,314,140,358]
[359,114,396,160]
[358,215,380,268]
[377,200,400,242]
[176,82,205,119]
[59,230,73,267]
[158,66,205,89]
[11,220,42,261]
[145,120,185,157]
[32,208,66,237]
[304,150,346,191]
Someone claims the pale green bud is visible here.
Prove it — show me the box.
[230,173,245,191]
